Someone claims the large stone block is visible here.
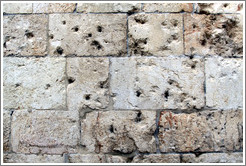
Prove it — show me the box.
[11,110,80,154]
[206,57,243,109]
[143,3,193,12]
[3,3,32,13]
[67,57,109,111]
[81,111,156,153]
[132,154,180,163]
[3,57,66,109]
[194,3,243,14]
[128,14,183,56]
[49,14,127,56]
[68,154,127,163]
[111,57,204,109]
[159,109,243,152]
[33,3,76,13]
[184,14,243,57]
[3,109,11,152]
[3,15,48,56]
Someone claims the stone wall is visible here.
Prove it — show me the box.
[2,2,244,163]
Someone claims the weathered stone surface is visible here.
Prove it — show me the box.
[206,57,243,109]
[3,57,66,109]
[159,109,243,152]
[11,110,79,154]
[143,3,193,12]
[3,110,11,152]
[3,153,64,163]
[184,14,243,57]
[111,57,204,109]
[81,111,156,153]
[182,152,243,163]
[195,3,243,14]
[3,15,48,56]
[67,58,109,111]
[68,154,127,163]
[49,14,127,56]
[3,3,32,13]
[33,3,76,13]
[128,14,183,56]
[132,154,180,163]
[77,3,141,13]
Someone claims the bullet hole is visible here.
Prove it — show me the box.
[88,33,92,37]
[109,125,114,133]
[25,30,34,38]
[85,94,91,100]
[192,24,196,28]
[68,77,75,84]
[172,20,178,27]
[161,21,167,26]
[135,111,142,123]
[223,3,228,7]
[50,34,54,39]
[136,90,142,97]
[200,39,206,46]
[91,40,102,50]
[191,64,196,69]
[164,90,169,99]
[189,55,194,59]
[45,84,51,89]
[134,16,147,24]
[3,42,6,48]
[72,26,79,32]
[144,40,147,44]
[97,26,102,32]
[134,43,138,47]
[168,79,174,85]
[134,50,138,54]
[56,46,63,55]
[62,20,66,25]
[15,83,21,88]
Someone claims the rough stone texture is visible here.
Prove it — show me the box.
[3,3,32,13]
[182,152,243,163]
[81,111,156,153]
[206,57,243,109]
[195,3,243,14]
[68,154,127,163]
[128,14,183,56]
[3,153,64,163]
[184,14,243,57]
[3,57,66,110]
[11,110,79,154]
[67,58,109,112]
[111,57,204,109]
[33,3,76,13]
[143,3,193,12]
[159,109,243,152]
[49,14,127,56]
[77,3,141,13]
[3,110,11,152]
[3,15,48,56]
[132,154,180,163]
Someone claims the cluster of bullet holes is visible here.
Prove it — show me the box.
[91,40,102,50]
[24,30,34,38]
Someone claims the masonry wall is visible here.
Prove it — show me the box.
[2,2,244,163]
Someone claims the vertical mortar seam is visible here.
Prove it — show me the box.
[182,13,185,55]
[46,13,49,56]
[108,57,114,111]
[154,110,161,154]
[126,15,129,57]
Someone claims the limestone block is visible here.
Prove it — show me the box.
[81,111,156,153]
[3,57,66,109]
[182,152,243,163]
[143,3,193,12]
[67,58,109,111]
[68,154,127,163]
[3,3,32,13]
[206,57,243,109]
[195,3,243,14]
[184,14,243,57]
[77,3,141,13]
[128,14,183,56]
[132,154,180,163]
[111,57,204,109]
[3,153,64,163]
[3,110,11,152]
[49,14,127,56]
[159,109,243,152]
[3,15,48,56]
[11,110,79,154]
[33,3,76,13]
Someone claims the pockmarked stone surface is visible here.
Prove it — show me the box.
[132,154,180,163]
[184,14,243,57]
[68,154,127,163]
[3,57,66,109]
[3,3,32,13]
[111,57,204,109]
[49,14,127,56]
[3,15,48,56]
[3,110,11,152]
[206,57,243,109]
[67,58,109,111]
[81,111,156,153]
[77,3,141,13]
[194,3,243,14]
[143,3,193,12]
[182,152,243,163]
[11,110,79,154]
[33,3,76,13]
[158,109,243,152]
[128,14,183,56]
[4,153,64,163]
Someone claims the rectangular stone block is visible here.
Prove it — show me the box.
[3,57,66,110]
[3,3,32,14]
[67,57,109,111]
[11,110,79,154]
[194,3,243,14]
[68,154,127,163]
[77,3,141,13]
[3,109,11,152]
[205,57,243,109]
[3,15,48,56]
[159,109,243,152]
[49,14,127,56]
[128,14,183,56]
[81,111,156,153]
[184,14,243,57]
[132,154,180,163]
[33,3,76,13]
[111,57,204,109]
[143,3,193,12]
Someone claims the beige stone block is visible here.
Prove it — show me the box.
[132,154,180,163]
[33,3,76,13]
[3,3,32,13]
[3,109,11,152]
[143,3,193,12]
[68,154,127,163]
[195,3,243,14]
